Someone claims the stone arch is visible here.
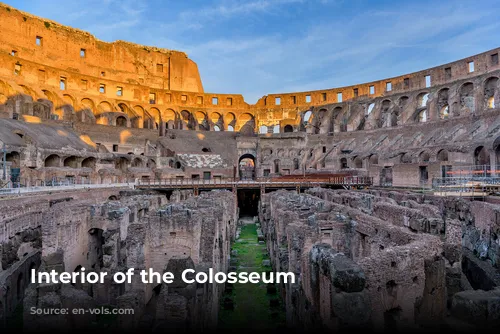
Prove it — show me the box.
[118,103,141,128]
[225,112,236,130]
[81,98,96,115]
[400,153,412,163]
[44,154,61,167]
[416,92,429,108]
[62,94,76,108]
[180,110,196,130]
[196,111,209,130]
[6,151,20,168]
[474,146,489,167]
[148,107,161,129]
[419,151,430,163]
[239,153,255,179]
[115,157,129,172]
[63,156,79,168]
[164,109,177,129]
[239,113,255,135]
[353,156,363,168]
[132,105,148,128]
[210,112,223,130]
[369,154,379,165]
[459,82,474,113]
[293,157,299,170]
[436,149,448,162]
[116,115,128,127]
[147,159,156,169]
[82,157,96,169]
[484,77,498,109]
[131,157,144,168]
[284,125,293,133]
[259,125,268,134]
[97,101,114,114]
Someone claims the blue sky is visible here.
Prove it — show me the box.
[6,0,500,103]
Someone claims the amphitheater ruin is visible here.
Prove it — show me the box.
[1,2,500,332]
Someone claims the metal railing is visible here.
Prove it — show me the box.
[0,177,135,195]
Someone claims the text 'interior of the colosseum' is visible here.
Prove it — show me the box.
[1,2,500,333]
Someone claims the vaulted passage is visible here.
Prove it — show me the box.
[237,189,260,216]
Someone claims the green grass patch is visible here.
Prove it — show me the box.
[218,223,286,330]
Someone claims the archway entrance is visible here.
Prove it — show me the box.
[239,154,255,180]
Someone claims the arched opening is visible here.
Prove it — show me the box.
[259,125,268,134]
[239,154,255,180]
[437,149,449,162]
[44,154,60,167]
[284,125,293,133]
[419,151,430,163]
[369,154,379,165]
[417,93,429,108]
[239,113,255,135]
[63,156,79,168]
[17,272,24,301]
[116,116,127,127]
[82,157,96,169]
[293,158,299,170]
[227,125,234,132]
[353,157,363,168]
[131,158,143,168]
[147,159,156,169]
[474,146,489,168]
[175,161,182,169]
[214,125,221,131]
[115,157,129,172]
[273,125,280,133]
[6,151,20,168]
[108,196,117,201]
[340,158,348,169]
[401,153,412,163]
[181,110,195,130]
[196,111,209,130]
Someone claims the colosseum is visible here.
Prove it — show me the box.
[0,2,499,332]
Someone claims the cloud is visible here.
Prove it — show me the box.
[7,0,500,104]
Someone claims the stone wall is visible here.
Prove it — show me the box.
[259,188,500,331]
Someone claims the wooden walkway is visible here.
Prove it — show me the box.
[136,176,373,193]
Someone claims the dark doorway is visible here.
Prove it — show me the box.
[419,166,428,184]
[237,189,260,217]
[380,167,393,186]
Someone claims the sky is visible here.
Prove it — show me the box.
[5,0,500,103]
